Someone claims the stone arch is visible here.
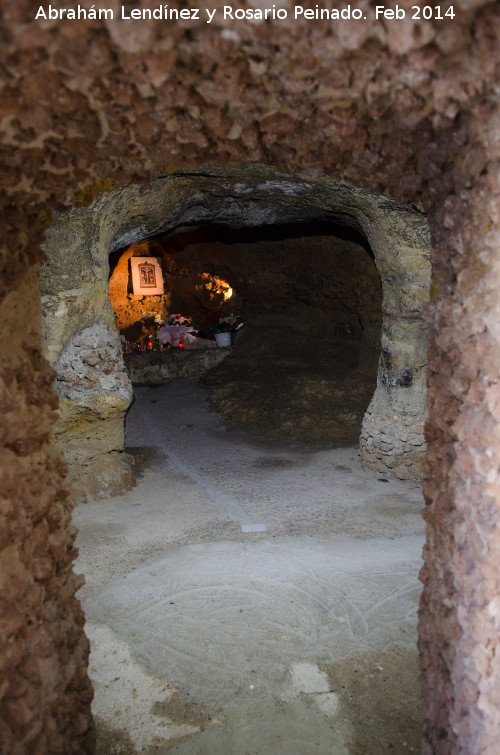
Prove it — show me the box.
[39,163,430,499]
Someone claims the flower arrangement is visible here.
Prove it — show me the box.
[205,312,244,335]
[141,311,163,331]
[140,311,163,348]
[165,313,194,328]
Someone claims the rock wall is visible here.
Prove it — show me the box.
[39,211,135,504]
[125,347,230,385]
[418,136,500,752]
[0,275,95,751]
[1,0,500,750]
[0,0,493,216]
[108,240,171,334]
[52,323,135,502]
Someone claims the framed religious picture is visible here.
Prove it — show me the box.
[130,257,164,295]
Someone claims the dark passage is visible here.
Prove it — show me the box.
[110,222,382,444]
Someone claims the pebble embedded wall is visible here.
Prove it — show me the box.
[0,277,95,751]
[0,0,494,218]
[1,0,500,750]
[418,153,500,753]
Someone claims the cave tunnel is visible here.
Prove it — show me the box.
[40,164,430,501]
[5,2,499,749]
[36,164,432,751]
[109,220,383,446]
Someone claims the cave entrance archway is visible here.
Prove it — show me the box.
[40,164,430,500]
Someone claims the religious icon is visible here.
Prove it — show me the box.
[139,262,157,288]
[130,257,164,295]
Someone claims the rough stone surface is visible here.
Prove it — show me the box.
[125,347,230,385]
[54,322,133,462]
[50,316,134,503]
[419,167,500,752]
[1,0,500,749]
[38,210,136,501]
[0,277,95,752]
[108,240,171,333]
[41,164,430,490]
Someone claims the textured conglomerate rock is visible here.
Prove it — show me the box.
[418,157,500,753]
[53,322,134,502]
[1,0,500,750]
[0,277,95,752]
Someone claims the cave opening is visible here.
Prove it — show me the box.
[108,220,383,446]
[40,164,430,500]
[38,165,431,750]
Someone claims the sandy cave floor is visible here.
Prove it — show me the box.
[74,379,425,754]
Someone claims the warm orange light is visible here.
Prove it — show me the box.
[200,273,233,301]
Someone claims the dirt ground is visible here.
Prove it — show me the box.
[74,379,425,754]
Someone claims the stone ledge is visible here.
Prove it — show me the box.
[124,347,230,385]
